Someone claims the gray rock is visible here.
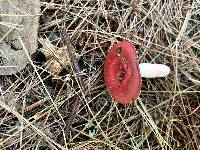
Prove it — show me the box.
[0,0,40,75]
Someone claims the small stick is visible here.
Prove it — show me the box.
[59,28,84,144]
[24,99,48,112]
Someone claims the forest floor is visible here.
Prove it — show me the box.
[0,0,200,149]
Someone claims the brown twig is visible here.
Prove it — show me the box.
[59,28,85,144]
[24,99,48,112]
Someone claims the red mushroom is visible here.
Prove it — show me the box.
[104,40,141,104]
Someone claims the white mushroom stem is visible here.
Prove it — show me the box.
[139,63,171,78]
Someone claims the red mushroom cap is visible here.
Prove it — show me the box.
[104,40,141,104]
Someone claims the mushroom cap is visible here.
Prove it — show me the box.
[104,40,141,104]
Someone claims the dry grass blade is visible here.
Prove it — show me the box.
[0,99,64,149]
[19,36,65,125]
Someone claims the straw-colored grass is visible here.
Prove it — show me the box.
[0,0,199,149]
